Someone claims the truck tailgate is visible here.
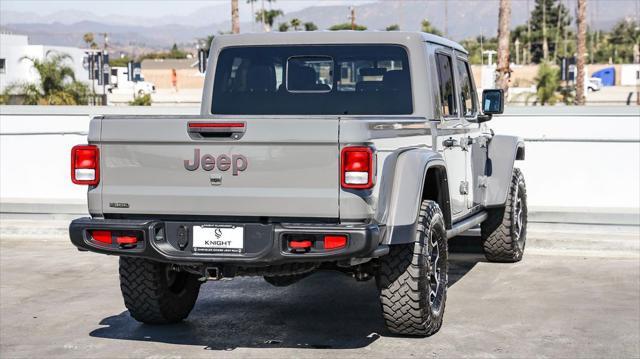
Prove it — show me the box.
[97,116,339,218]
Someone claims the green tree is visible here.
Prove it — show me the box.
[278,22,290,32]
[534,62,560,105]
[386,24,400,31]
[329,23,367,31]
[304,22,318,31]
[460,35,498,64]
[608,18,640,63]
[290,18,301,31]
[5,51,90,105]
[255,9,283,32]
[169,43,188,59]
[528,0,571,63]
[421,19,443,36]
[82,32,97,49]
[109,55,132,67]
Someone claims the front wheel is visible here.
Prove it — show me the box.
[119,257,202,324]
[377,200,448,336]
[481,167,528,262]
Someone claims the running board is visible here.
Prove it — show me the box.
[446,211,488,239]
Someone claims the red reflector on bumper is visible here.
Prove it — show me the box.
[91,230,112,244]
[324,235,347,250]
[116,236,138,245]
[289,240,312,249]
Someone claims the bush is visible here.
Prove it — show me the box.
[329,23,367,31]
[534,62,560,106]
[129,94,152,106]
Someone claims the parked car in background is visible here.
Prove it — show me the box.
[108,66,156,96]
[587,77,602,92]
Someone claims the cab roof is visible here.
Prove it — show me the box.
[212,31,468,55]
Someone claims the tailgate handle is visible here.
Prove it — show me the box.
[188,122,246,140]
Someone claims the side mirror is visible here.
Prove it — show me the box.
[476,89,504,123]
[482,89,504,115]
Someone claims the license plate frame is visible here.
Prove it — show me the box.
[192,224,244,254]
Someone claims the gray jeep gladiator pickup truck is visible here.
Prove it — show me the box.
[70,31,527,336]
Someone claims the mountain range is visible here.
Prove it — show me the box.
[1,1,635,51]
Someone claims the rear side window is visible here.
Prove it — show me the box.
[212,45,412,115]
[455,59,477,117]
[435,53,457,117]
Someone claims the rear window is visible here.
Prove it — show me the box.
[212,45,412,115]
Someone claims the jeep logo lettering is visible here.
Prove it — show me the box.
[184,149,248,175]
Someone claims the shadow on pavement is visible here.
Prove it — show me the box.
[90,237,485,350]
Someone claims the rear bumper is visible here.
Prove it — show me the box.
[69,217,382,266]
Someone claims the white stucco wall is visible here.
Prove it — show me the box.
[0,106,638,222]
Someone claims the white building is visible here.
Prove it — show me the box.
[0,32,90,92]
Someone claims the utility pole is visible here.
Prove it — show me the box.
[552,0,563,61]
[349,6,356,30]
[444,0,448,37]
[576,0,587,105]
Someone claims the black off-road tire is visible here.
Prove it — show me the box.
[481,167,528,262]
[377,200,448,336]
[119,257,202,324]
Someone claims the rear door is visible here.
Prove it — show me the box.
[98,116,339,218]
[433,50,469,218]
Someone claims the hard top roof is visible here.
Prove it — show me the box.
[212,31,468,54]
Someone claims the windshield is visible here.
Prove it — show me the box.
[211,45,412,115]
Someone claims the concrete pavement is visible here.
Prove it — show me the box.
[1,230,639,358]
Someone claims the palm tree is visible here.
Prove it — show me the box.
[290,18,301,31]
[575,0,586,105]
[255,9,283,32]
[83,33,93,47]
[6,51,90,105]
[231,0,240,34]
[82,32,98,49]
[496,0,511,93]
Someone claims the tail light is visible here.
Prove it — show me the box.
[71,145,99,185]
[90,230,112,244]
[323,235,347,250]
[341,146,374,189]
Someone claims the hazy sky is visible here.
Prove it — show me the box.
[1,0,377,18]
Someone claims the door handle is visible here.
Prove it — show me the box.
[187,122,246,140]
[443,138,458,148]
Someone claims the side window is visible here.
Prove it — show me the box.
[456,59,477,117]
[435,53,457,117]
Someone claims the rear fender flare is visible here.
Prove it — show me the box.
[380,149,449,245]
